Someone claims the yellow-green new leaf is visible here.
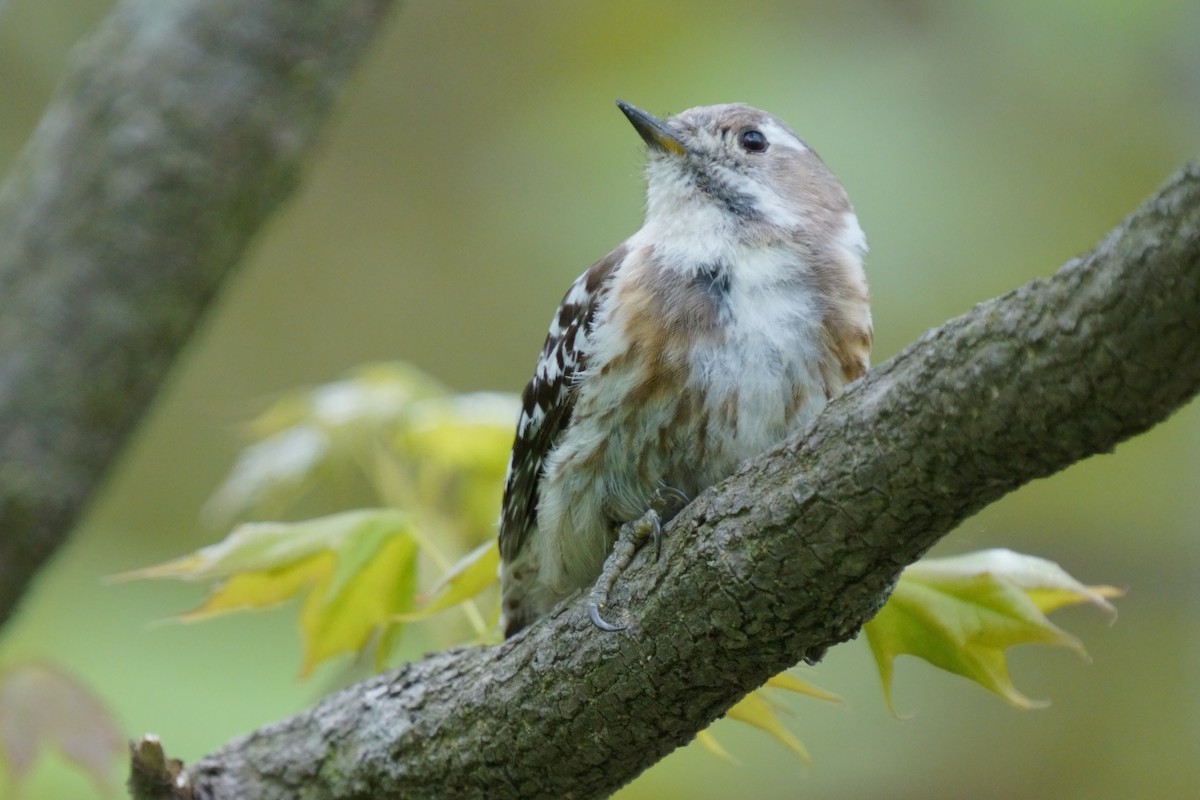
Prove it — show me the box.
[247,363,447,439]
[204,363,449,523]
[118,510,422,676]
[908,549,1120,616]
[765,671,843,705]
[695,729,738,764]
[699,670,838,762]
[181,552,333,618]
[394,392,519,544]
[397,539,500,622]
[865,548,1119,711]
[300,530,419,676]
[725,692,811,764]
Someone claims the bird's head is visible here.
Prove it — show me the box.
[616,100,861,258]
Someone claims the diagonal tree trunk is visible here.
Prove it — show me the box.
[0,0,397,631]
[129,164,1200,800]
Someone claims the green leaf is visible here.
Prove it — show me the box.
[695,729,738,763]
[700,669,840,763]
[725,692,811,764]
[397,539,500,623]
[390,392,519,543]
[864,548,1120,711]
[302,530,419,676]
[765,670,843,705]
[122,364,523,675]
[117,509,422,676]
[204,363,449,523]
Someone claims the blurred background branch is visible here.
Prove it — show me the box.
[0,0,395,630]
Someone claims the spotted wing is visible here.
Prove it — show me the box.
[498,247,623,566]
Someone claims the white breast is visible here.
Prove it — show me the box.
[689,245,828,464]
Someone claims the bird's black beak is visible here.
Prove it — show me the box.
[616,100,687,157]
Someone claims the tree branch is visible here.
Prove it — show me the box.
[130,164,1200,800]
[0,0,396,630]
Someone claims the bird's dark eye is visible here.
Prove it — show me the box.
[737,128,768,153]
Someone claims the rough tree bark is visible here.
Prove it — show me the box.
[0,0,397,630]
[126,164,1199,800]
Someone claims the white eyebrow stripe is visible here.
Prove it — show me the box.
[760,119,806,152]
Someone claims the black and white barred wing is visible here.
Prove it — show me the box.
[497,248,623,566]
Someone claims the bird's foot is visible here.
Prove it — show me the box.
[586,486,690,632]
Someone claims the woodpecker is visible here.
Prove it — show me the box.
[498,100,871,637]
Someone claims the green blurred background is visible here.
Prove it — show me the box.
[2,1,1198,797]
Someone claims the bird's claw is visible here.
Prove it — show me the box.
[655,485,690,511]
[587,601,628,632]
